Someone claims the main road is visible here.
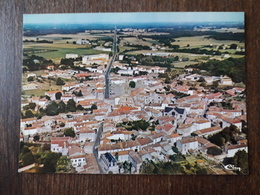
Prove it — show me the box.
[93,28,117,173]
[104,27,117,99]
[92,122,105,173]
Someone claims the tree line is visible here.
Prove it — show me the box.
[186,57,245,83]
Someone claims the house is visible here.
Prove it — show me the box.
[166,133,181,145]
[112,150,132,163]
[27,73,37,78]
[145,107,162,118]
[176,124,193,137]
[136,137,153,149]
[61,95,76,102]
[65,54,78,59]
[22,83,40,90]
[76,39,90,45]
[51,137,71,156]
[77,129,96,142]
[45,90,63,100]
[82,54,109,65]
[21,118,37,129]
[161,144,176,156]
[222,117,242,131]
[176,137,199,155]
[197,137,220,154]
[100,152,119,173]
[172,107,187,123]
[98,140,140,157]
[116,94,135,107]
[225,143,248,157]
[193,126,222,138]
[22,126,38,136]
[94,46,112,52]
[128,151,143,174]
[192,118,211,131]
[150,132,166,144]
[220,75,233,85]
[70,155,87,168]
[138,150,152,161]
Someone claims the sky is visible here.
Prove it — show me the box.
[24,12,244,25]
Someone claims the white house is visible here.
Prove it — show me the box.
[70,155,87,167]
[220,76,233,85]
[51,137,71,156]
[176,137,199,155]
[222,117,242,131]
[226,143,248,157]
[22,83,40,90]
[192,118,211,131]
[77,129,96,142]
[22,126,38,136]
[65,54,79,59]
[82,54,109,65]
[76,39,90,45]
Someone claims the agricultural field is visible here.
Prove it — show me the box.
[23,33,114,61]
[174,35,244,49]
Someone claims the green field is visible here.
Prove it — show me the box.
[23,33,113,61]
[24,44,110,62]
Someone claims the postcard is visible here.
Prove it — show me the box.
[19,12,247,174]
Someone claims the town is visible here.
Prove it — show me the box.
[20,19,247,175]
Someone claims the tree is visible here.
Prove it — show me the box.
[76,104,84,110]
[25,110,34,118]
[66,99,77,112]
[56,77,65,85]
[77,90,83,97]
[91,104,97,110]
[29,102,36,110]
[58,101,66,113]
[229,44,238,49]
[33,134,40,142]
[60,58,74,66]
[166,67,171,72]
[232,150,248,174]
[64,128,75,138]
[198,77,206,82]
[42,152,62,173]
[177,81,183,85]
[173,56,179,61]
[129,81,136,88]
[212,80,219,88]
[165,75,171,84]
[172,147,179,154]
[59,122,65,127]
[207,147,222,156]
[45,101,59,116]
[27,76,34,82]
[56,156,74,173]
[182,57,189,62]
[55,92,62,100]
[22,152,35,166]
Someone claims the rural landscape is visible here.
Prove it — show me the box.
[20,12,247,175]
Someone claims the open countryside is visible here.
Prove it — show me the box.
[20,12,247,175]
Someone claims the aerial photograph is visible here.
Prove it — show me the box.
[19,12,247,175]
